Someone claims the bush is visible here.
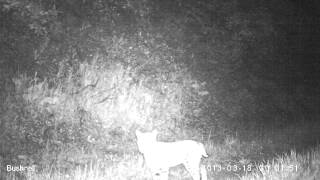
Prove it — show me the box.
[1,34,210,175]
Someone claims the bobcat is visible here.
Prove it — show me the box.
[136,129,208,180]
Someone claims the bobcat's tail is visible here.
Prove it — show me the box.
[199,143,208,157]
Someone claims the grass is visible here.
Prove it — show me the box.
[2,142,320,180]
[241,145,320,180]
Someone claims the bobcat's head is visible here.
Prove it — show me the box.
[135,129,158,153]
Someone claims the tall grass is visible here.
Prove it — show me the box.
[241,145,320,180]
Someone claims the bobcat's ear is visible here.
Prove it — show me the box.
[136,129,141,137]
[152,129,158,135]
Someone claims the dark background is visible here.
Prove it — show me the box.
[1,0,320,159]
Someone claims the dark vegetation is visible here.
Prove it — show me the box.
[0,0,319,179]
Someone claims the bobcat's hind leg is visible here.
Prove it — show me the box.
[200,164,208,180]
